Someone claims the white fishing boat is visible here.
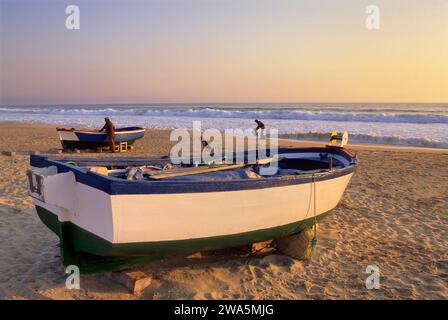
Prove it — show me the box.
[27,139,357,273]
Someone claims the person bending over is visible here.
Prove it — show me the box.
[99,117,116,152]
[254,119,265,135]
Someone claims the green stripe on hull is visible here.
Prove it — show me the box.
[35,205,331,274]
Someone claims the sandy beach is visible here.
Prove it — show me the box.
[0,122,447,300]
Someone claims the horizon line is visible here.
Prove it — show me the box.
[1,101,447,107]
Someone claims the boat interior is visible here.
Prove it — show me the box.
[36,148,355,182]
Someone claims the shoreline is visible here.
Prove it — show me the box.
[1,121,447,154]
[279,138,448,154]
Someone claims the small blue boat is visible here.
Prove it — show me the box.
[56,126,146,150]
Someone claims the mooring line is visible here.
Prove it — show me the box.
[311,174,318,254]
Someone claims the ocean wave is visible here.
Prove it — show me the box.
[1,111,447,148]
[1,106,447,124]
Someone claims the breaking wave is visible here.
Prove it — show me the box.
[1,103,447,148]
[0,106,447,124]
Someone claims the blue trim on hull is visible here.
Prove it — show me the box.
[30,147,357,195]
[57,127,145,149]
[74,130,145,143]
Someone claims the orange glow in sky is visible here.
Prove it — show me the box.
[1,0,447,105]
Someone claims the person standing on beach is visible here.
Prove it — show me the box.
[254,119,265,135]
[99,117,116,152]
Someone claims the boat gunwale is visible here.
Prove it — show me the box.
[56,127,146,135]
[30,147,357,195]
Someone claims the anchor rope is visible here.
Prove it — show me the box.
[312,174,317,238]
[311,174,318,255]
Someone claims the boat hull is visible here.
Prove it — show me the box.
[35,204,332,274]
[28,148,357,273]
[57,127,145,150]
[32,170,353,273]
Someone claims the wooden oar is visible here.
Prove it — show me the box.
[146,156,281,180]
[146,163,246,180]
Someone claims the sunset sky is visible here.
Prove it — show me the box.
[0,0,447,105]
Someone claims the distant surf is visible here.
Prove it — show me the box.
[0,103,447,148]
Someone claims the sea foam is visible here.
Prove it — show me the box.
[0,104,447,148]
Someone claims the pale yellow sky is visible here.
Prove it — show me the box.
[1,0,447,105]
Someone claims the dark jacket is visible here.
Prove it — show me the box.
[100,119,115,135]
[255,120,265,130]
